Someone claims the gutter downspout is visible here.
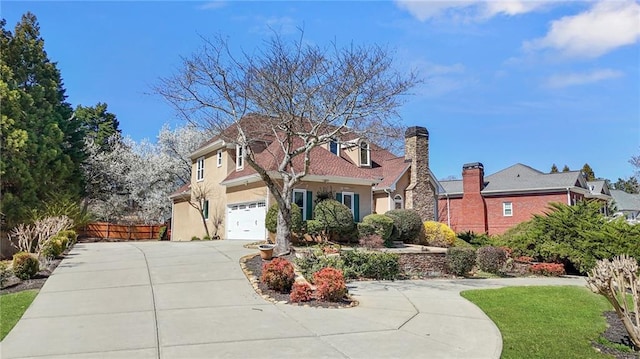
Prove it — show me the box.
[446,193,451,228]
[384,188,392,211]
[566,188,571,205]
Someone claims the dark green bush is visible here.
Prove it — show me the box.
[265,203,303,234]
[476,246,508,274]
[158,226,168,240]
[384,209,423,244]
[497,201,640,274]
[457,231,493,247]
[191,236,201,241]
[12,252,40,280]
[446,247,477,276]
[341,250,400,280]
[59,229,78,244]
[295,250,344,281]
[313,199,356,242]
[359,214,394,247]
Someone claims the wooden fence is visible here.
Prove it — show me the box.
[79,222,170,241]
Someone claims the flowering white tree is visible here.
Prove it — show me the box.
[83,124,209,223]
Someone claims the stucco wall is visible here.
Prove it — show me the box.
[286,182,373,222]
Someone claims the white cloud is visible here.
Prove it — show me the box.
[250,16,297,35]
[525,1,640,58]
[411,60,471,96]
[545,69,624,88]
[394,0,551,22]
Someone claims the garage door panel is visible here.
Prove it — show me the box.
[226,201,266,240]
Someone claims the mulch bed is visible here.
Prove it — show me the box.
[592,311,639,358]
[0,256,63,295]
[242,251,356,308]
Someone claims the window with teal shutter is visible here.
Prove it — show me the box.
[336,192,342,202]
[306,191,313,220]
[354,193,360,221]
[203,200,209,220]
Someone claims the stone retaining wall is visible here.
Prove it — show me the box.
[398,252,449,278]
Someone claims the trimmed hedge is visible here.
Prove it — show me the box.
[423,221,456,247]
[447,247,476,276]
[265,203,303,234]
[384,209,423,244]
[476,246,509,274]
[313,199,356,242]
[358,214,395,247]
[12,252,39,280]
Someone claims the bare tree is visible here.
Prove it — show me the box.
[187,182,222,239]
[156,33,418,255]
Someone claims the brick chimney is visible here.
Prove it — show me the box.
[404,126,436,221]
[460,162,487,233]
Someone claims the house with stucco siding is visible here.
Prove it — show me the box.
[170,116,441,241]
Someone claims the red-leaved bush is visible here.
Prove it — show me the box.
[530,263,565,277]
[313,267,347,302]
[261,258,295,292]
[514,256,534,264]
[289,282,314,303]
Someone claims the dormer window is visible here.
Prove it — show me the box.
[329,139,339,156]
[359,141,370,166]
[236,145,244,171]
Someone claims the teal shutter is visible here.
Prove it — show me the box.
[203,200,209,219]
[336,192,342,202]
[354,194,360,221]
[306,191,313,220]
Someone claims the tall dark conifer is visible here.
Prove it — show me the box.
[1,13,84,228]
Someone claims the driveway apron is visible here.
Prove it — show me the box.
[0,241,586,359]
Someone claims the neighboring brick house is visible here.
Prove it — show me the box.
[438,163,612,235]
[170,116,440,241]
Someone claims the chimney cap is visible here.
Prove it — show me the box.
[405,126,428,138]
[463,162,484,170]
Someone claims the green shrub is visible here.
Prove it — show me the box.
[497,201,640,274]
[0,261,13,286]
[295,250,344,281]
[261,258,295,293]
[40,236,65,259]
[476,246,508,274]
[305,220,323,237]
[12,252,39,280]
[453,237,474,248]
[423,221,456,247]
[265,203,303,234]
[359,214,394,247]
[313,267,347,302]
[202,235,211,241]
[341,250,400,280]
[191,236,201,241]
[313,199,356,242]
[358,234,384,250]
[457,231,493,247]
[157,226,167,240]
[384,209,423,244]
[447,247,477,276]
[58,229,78,245]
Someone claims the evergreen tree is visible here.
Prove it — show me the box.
[562,165,570,172]
[550,164,559,173]
[581,163,595,181]
[1,13,85,228]
[612,177,640,194]
[75,103,120,151]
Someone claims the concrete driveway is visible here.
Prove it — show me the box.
[0,241,586,359]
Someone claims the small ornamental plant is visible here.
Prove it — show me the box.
[12,252,40,280]
[476,246,509,274]
[261,258,295,293]
[530,263,565,277]
[313,267,347,302]
[289,282,314,303]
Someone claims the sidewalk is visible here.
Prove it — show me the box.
[0,241,586,358]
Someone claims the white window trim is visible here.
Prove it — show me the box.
[342,191,355,215]
[503,202,513,217]
[359,141,370,166]
[216,149,223,167]
[394,194,403,210]
[196,156,205,182]
[236,145,244,171]
[329,139,340,156]
[293,189,307,220]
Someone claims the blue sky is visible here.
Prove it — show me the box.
[3,1,639,181]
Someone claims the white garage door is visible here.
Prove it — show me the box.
[226,201,267,240]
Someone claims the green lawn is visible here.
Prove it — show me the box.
[0,290,38,341]
[461,286,613,359]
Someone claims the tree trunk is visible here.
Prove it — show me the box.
[274,182,293,256]
[199,212,210,238]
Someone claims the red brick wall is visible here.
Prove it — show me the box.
[459,166,487,233]
[439,191,584,235]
